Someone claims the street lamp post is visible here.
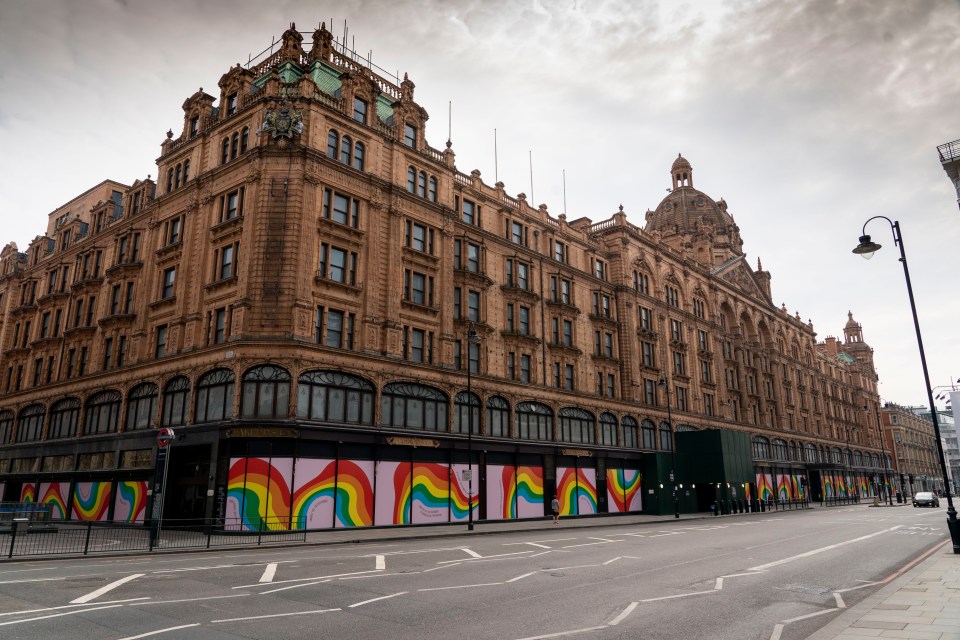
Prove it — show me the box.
[466,328,481,532]
[853,217,960,553]
[867,404,894,505]
[658,377,680,518]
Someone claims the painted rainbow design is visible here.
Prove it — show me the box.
[39,483,70,520]
[334,460,374,527]
[449,466,478,522]
[73,482,111,521]
[823,473,834,497]
[776,474,791,501]
[227,458,293,531]
[859,476,869,496]
[291,460,337,529]
[20,482,36,503]
[412,463,451,523]
[791,475,802,499]
[556,467,579,515]
[575,469,598,514]
[501,466,517,519]
[114,481,147,523]
[756,473,774,501]
[607,468,641,512]
[516,466,543,517]
[392,462,412,525]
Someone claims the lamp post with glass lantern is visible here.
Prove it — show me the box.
[658,377,680,518]
[465,327,481,531]
[853,217,960,553]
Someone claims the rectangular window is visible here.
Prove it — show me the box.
[701,359,711,383]
[673,351,686,376]
[79,347,87,376]
[467,290,480,321]
[124,282,134,314]
[564,364,575,391]
[563,319,573,346]
[676,387,687,412]
[506,259,530,289]
[162,267,176,299]
[506,303,514,331]
[511,221,524,245]
[604,333,613,358]
[227,92,238,116]
[110,284,121,315]
[519,306,530,335]
[66,348,76,378]
[117,335,127,367]
[40,312,50,339]
[507,352,516,379]
[216,243,238,280]
[554,240,566,263]
[405,220,434,254]
[698,329,708,351]
[219,188,244,223]
[641,342,655,368]
[322,189,361,228]
[403,269,434,306]
[155,325,168,358]
[103,338,113,370]
[403,327,432,363]
[168,216,182,245]
[520,354,531,383]
[353,97,368,124]
[33,357,42,386]
[214,307,227,344]
[639,306,653,331]
[404,123,416,148]
[705,394,715,417]
[607,373,615,398]
[671,318,683,342]
[462,199,476,225]
[593,258,606,280]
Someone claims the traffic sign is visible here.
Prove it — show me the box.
[157,427,175,448]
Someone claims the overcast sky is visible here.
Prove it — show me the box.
[1,0,958,410]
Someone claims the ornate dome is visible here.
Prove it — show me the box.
[643,154,745,265]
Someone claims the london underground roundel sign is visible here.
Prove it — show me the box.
[157,427,175,448]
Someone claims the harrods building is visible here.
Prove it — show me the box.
[0,23,891,528]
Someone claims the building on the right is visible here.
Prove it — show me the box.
[909,401,960,496]
[882,403,944,497]
[937,137,960,211]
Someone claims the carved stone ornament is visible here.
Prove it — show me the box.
[260,107,303,139]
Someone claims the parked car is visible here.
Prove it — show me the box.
[913,491,940,508]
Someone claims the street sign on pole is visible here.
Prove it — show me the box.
[152,428,175,543]
[157,427,175,448]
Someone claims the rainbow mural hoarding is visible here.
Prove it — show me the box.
[486,465,545,519]
[556,467,598,516]
[225,457,293,531]
[114,481,148,523]
[39,482,70,520]
[72,482,111,521]
[606,468,642,513]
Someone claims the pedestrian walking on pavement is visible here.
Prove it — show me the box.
[551,495,560,524]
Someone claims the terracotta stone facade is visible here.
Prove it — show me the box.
[882,404,944,495]
[0,23,887,525]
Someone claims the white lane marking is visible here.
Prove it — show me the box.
[348,591,407,608]
[769,623,784,640]
[749,527,902,571]
[715,578,723,590]
[153,564,238,574]
[424,564,460,572]
[234,569,380,589]
[0,577,67,585]
[438,550,533,564]
[540,564,600,571]
[587,537,618,542]
[131,594,250,606]
[835,581,880,593]
[71,573,144,604]
[505,537,577,546]
[259,579,331,595]
[648,531,683,537]
[514,625,608,640]
[375,554,386,570]
[259,563,278,583]
[341,572,413,580]
[562,541,613,549]
[721,571,764,578]
[833,592,845,608]
[522,542,552,549]
[782,608,838,624]
[212,608,341,623]
[0,598,148,618]
[608,602,638,626]
[507,572,536,583]
[529,551,554,558]
[418,582,503,592]
[639,589,717,603]
[0,604,124,626]
[115,623,200,639]
[602,556,639,565]
[462,548,482,558]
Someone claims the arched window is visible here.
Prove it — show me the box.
[659,421,673,451]
[559,408,595,444]
[854,451,863,467]
[454,391,481,434]
[516,401,553,441]
[417,171,427,198]
[832,447,843,464]
[195,368,235,423]
[600,412,618,446]
[407,166,416,193]
[641,419,656,449]
[240,127,249,153]
[327,130,339,159]
[241,365,290,419]
[380,382,448,431]
[16,404,45,442]
[340,135,352,165]
[622,416,638,448]
[772,438,788,460]
[221,138,229,164]
[296,370,374,424]
[752,436,771,459]
[486,396,509,437]
[85,391,121,435]
[805,443,818,463]
[162,376,190,426]
[353,142,365,171]
[126,383,158,431]
[428,176,437,202]
[0,410,13,445]
[48,398,80,439]
[182,159,190,183]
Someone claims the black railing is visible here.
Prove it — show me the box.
[938,138,960,163]
[1,516,306,560]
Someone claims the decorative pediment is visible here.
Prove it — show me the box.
[714,256,770,303]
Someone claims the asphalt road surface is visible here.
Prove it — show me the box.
[0,504,949,640]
